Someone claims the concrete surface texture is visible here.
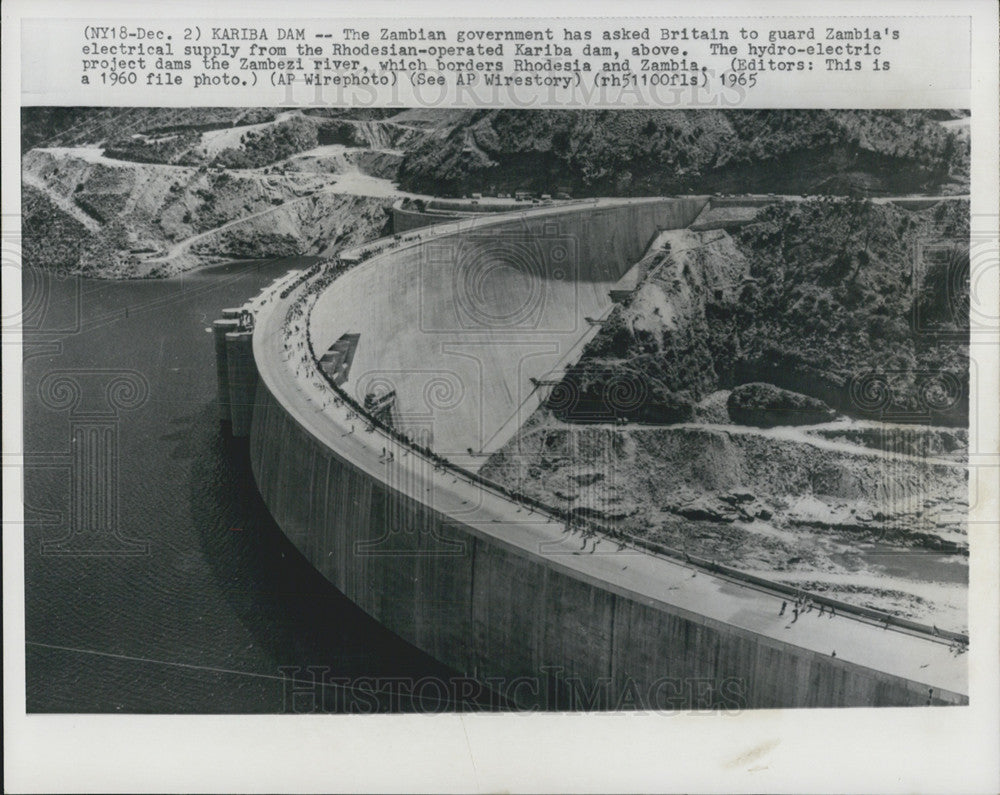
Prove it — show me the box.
[311,198,707,461]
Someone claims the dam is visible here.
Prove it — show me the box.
[214,197,968,709]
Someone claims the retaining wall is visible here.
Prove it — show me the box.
[392,204,467,233]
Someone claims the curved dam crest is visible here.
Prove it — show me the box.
[312,198,707,459]
[225,198,967,709]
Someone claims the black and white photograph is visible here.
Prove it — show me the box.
[4,3,999,793]
[18,106,973,711]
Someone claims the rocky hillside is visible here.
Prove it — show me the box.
[555,198,969,427]
[20,108,970,279]
[21,107,415,158]
[480,414,968,629]
[21,107,280,153]
[20,109,431,277]
[482,195,970,628]
[397,109,970,197]
[21,146,393,278]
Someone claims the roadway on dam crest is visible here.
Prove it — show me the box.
[249,198,967,706]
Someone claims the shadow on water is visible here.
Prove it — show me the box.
[185,402,507,713]
[22,260,508,713]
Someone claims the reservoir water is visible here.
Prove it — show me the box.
[21,259,473,713]
[19,256,965,711]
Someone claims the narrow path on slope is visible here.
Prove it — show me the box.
[146,189,334,262]
[517,417,967,470]
[22,170,102,233]
[147,177,436,264]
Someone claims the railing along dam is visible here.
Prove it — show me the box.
[215,198,968,709]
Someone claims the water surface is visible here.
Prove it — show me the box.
[22,260,474,713]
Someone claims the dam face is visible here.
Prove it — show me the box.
[312,199,707,459]
[228,198,967,710]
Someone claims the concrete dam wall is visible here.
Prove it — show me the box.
[247,376,966,708]
[313,198,707,460]
[233,198,966,709]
